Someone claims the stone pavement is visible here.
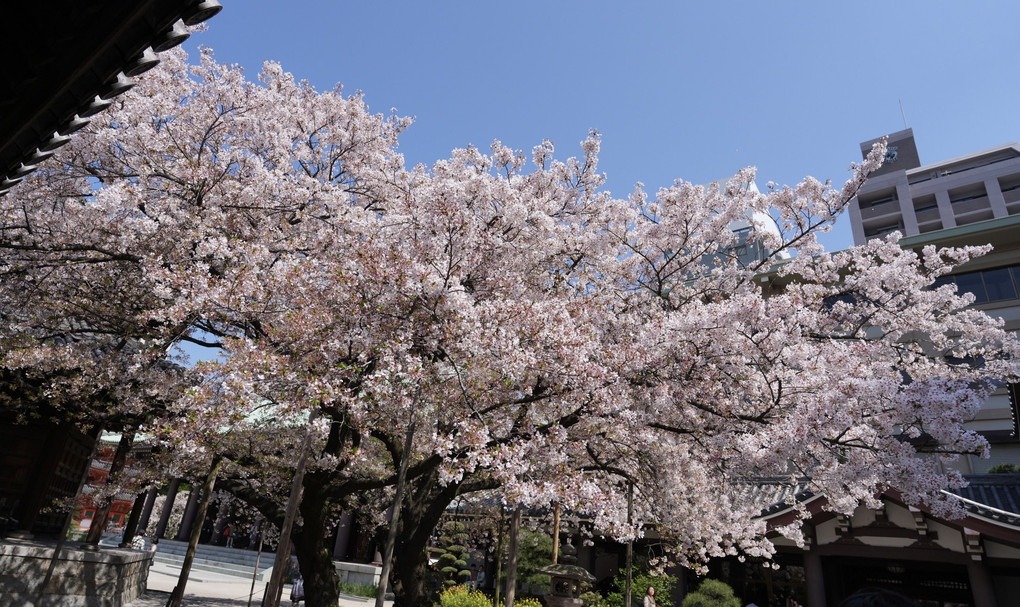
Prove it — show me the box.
[126,561,386,607]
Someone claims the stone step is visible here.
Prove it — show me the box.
[154,550,270,571]
[152,545,274,579]
[94,534,276,580]
[154,538,274,568]
[153,551,273,579]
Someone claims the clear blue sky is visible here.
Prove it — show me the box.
[183,1,1020,251]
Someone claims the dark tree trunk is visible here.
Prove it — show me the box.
[293,484,341,607]
[390,470,464,607]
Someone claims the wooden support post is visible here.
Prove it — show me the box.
[625,482,634,607]
[552,502,561,565]
[169,455,223,607]
[504,506,522,607]
[263,411,319,607]
[375,416,416,607]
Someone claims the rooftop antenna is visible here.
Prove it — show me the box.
[899,99,909,129]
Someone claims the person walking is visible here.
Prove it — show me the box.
[644,586,656,607]
[290,575,305,606]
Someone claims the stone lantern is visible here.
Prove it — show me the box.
[538,563,596,607]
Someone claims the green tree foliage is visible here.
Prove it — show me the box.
[517,530,554,591]
[436,520,471,587]
[681,579,740,607]
[605,566,678,607]
[987,463,1020,473]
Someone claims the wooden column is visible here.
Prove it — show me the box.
[333,512,353,559]
[175,486,202,541]
[119,491,147,547]
[135,487,158,534]
[153,478,181,539]
[967,560,998,607]
[803,550,826,607]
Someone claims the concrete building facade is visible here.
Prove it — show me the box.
[848,128,1020,474]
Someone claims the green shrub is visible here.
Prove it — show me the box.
[339,581,377,598]
[681,579,740,607]
[439,585,493,607]
[581,590,608,607]
[436,521,472,587]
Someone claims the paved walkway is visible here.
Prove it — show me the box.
[127,562,384,607]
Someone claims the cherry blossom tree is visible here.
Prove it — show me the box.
[2,47,1018,607]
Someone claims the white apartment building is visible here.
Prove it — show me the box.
[848,129,1020,474]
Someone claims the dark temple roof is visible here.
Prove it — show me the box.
[0,1,222,196]
[750,474,1020,528]
[735,477,815,517]
[945,473,1020,527]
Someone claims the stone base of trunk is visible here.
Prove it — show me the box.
[336,560,381,586]
[0,538,150,607]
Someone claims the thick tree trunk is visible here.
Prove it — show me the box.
[390,471,466,607]
[293,487,341,607]
[392,542,428,607]
[389,485,432,607]
[264,411,319,607]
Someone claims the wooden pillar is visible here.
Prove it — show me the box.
[175,486,202,541]
[13,423,96,537]
[153,478,181,539]
[552,502,561,565]
[803,550,826,607]
[967,560,998,607]
[135,487,158,535]
[119,491,148,547]
[333,512,353,560]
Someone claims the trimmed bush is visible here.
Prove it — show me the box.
[681,579,740,607]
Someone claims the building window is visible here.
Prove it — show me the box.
[935,264,1020,304]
